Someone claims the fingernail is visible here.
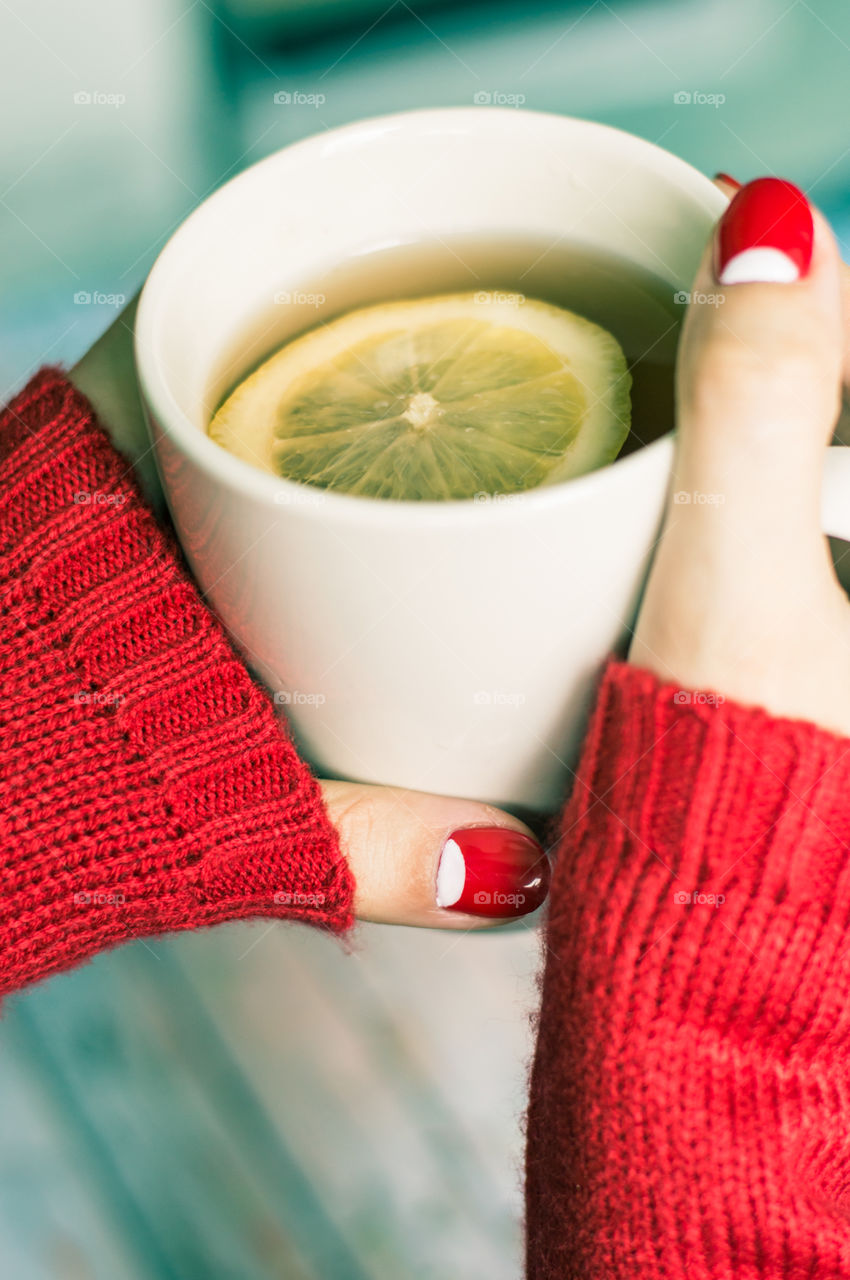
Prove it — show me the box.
[435,827,550,918]
[713,171,742,190]
[714,177,814,285]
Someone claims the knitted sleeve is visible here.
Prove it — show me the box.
[526,661,850,1279]
[0,369,354,998]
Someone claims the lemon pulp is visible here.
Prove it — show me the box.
[209,292,632,501]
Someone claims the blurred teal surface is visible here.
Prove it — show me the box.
[2,1,850,1276]
[2,0,850,401]
[1,921,541,1279]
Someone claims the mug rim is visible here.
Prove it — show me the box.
[135,105,721,527]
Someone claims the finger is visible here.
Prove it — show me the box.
[725,179,850,448]
[713,172,850,398]
[712,172,742,200]
[319,779,550,930]
[69,290,166,513]
[676,178,842,540]
[630,179,849,713]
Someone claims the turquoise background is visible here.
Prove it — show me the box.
[1,2,849,1276]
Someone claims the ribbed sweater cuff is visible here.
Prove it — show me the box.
[526,659,850,1279]
[562,659,850,1030]
[0,369,354,996]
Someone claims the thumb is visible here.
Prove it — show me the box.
[675,178,843,545]
[630,178,850,723]
[319,779,550,929]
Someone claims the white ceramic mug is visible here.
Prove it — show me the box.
[135,107,850,814]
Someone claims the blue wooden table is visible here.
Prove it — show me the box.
[0,920,541,1279]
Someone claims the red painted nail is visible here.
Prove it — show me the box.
[713,171,742,190]
[435,827,550,918]
[714,177,813,285]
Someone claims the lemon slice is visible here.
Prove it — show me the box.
[209,292,631,501]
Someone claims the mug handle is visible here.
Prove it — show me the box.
[822,446,850,540]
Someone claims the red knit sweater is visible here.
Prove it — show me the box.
[5,370,850,1278]
[527,663,850,1278]
[0,369,354,995]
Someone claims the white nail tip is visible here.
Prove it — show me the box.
[718,247,800,285]
[435,837,466,908]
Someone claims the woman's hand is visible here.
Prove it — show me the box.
[630,176,850,737]
[70,302,550,933]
